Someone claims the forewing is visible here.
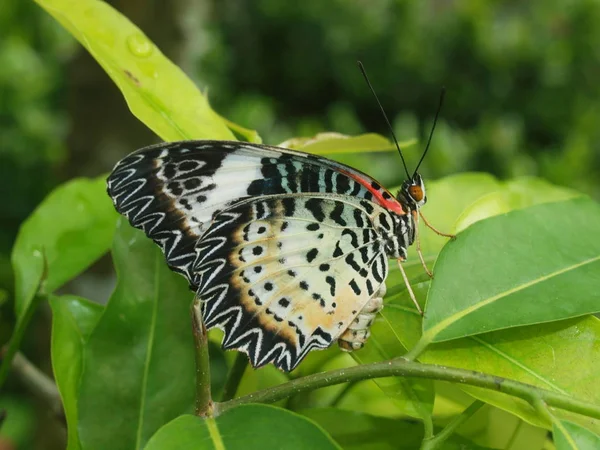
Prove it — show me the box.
[195,194,390,371]
[106,140,402,287]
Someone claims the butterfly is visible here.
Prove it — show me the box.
[106,137,451,372]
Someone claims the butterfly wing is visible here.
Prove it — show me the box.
[107,140,404,287]
[195,193,391,371]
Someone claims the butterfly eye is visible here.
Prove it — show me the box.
[409,185,424,203]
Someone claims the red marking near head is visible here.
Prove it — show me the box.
[340,170,405,215]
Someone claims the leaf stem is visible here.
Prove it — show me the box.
[220,353,249,402]
[0,295,45,388]
[403,333,433,361]
[191,297,212,417]
[213,359,600,421]
[328,380,358,407]
[420,400,485,450]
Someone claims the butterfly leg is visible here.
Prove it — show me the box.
[414,213,434,278]
[338,283,386,352]
[420,211,456,239]
[397,259,424,316]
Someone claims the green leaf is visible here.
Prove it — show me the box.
[35,0,234,142]
[553,420,600,450]
[424,197,600,342]
[11,176,117,317]
[381,285,600,432]
[144,405,340,450]
[301,408,494,450]
[50,295,104,450]
[278,132,417,155]
[77,221,196,449]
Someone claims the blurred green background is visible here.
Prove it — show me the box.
[2,0,600,448]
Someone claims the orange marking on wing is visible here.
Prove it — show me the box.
[340,169,405,215]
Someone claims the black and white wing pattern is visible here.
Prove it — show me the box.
[107,140,406,287]
[107,140,411,371]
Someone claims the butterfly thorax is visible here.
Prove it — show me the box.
[383,172,427,260]
[374,210,415,260]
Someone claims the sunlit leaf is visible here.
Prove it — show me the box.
[35,0,235,142]
[278,132,416,155]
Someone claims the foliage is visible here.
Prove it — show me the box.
[2,0,600,449]
[203,0,600,198]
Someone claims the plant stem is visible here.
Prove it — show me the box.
[220,353,249,402]
[213,359,600,421]
[11,352,64,422]
[532,398,554,427]
[420,400,485,450]
[0,294,45,388]
[191,297,212,417]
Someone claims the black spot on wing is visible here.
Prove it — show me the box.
[305,198,325,222]
[349,279,361,295]
[330,201,347,226]
[306,248,319,263]
[325,276,336,296]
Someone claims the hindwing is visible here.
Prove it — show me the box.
[194,194,391,371]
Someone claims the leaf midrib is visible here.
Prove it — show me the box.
[135,255,160,449]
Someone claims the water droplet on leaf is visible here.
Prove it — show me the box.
[126,33,153,58]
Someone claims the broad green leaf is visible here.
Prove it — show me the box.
[77,221,195,449]
[554,420,600,450]
[35,0,234,142]
[144,405,340,450]
[424,197,600,342]
[50,295,104,450]
[381,286,600,432]
[11,176,117,318]
[279,132,416,155]
[301,408,494,450]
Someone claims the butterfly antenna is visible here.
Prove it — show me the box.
[357,61,411,180]
[413,87,446,178]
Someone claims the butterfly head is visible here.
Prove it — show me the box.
[398,173,427,210]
